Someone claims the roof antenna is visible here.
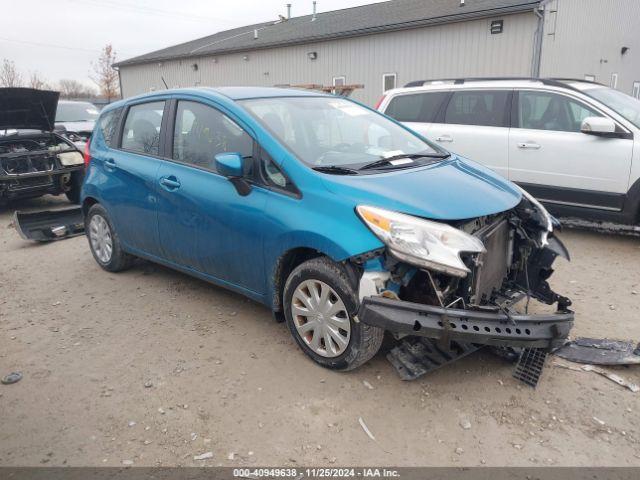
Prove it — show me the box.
[312,1,317,21]
[161,76,169,89]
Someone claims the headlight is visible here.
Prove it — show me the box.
[356,205,485,277]
[517,186,553,246]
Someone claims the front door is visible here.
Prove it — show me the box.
[156,99,268,294]
[508,90,634,211]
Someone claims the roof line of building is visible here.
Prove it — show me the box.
[115,1,540,68]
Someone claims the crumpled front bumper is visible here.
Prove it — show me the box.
[358,296,574,350]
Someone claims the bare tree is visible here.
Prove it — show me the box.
[0,59,23,87]
[29,71,49,90]
[58,79,96,99]
[91,44,120,102]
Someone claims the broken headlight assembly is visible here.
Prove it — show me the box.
[356,205,486,277]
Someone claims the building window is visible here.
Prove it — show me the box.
[584,74,596,82]
[383,73,397,93]
[332,76,346,87]
[610,73,618,89]
[633,81,640,99]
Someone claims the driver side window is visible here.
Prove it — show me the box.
[172,101,253,172]
[517,91,602,133]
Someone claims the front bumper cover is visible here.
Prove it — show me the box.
[358,296,574,350]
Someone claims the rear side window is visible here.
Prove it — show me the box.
[172,101,254,173]
[97,107,122,147]
[517,91,602,132]
[121,101,165,155]
[444,90,509,127]
[385,92,448,123]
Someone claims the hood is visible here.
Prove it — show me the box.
[0,88,59,131]
[321,156,522,221]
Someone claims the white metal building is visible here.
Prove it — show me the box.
[115,0,640,106]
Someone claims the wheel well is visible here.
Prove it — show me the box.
[82,197,98,216]
[272,247,322,315]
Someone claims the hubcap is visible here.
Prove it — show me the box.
[89,214,113,264]
[291,279,351,358]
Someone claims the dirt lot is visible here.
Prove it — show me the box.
[1,195,639,467]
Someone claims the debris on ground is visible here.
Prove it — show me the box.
[358,417,376,441]
[362,380,374,390]
[459,418,472,430]
[193,451,213,461]
[553,361,639,393]
[554,337,640,365]
[1,372,23,385]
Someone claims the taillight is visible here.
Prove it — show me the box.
[374,95,386,110]
[83,137,92,166]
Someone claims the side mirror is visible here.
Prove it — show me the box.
[580,117,617,136]
[214,152,251,196]
[214,152,244,177]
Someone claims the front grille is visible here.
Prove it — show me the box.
[472,218,512,303]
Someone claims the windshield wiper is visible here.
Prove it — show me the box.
[359,152,450,171]
[312,165,359,175]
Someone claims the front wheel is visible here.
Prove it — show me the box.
[283,257,384,371]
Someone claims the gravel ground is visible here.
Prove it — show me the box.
[1,195,639,467]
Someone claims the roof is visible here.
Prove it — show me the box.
[104,86,330,110]
[115,0,540,67]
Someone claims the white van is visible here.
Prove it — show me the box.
[378,78,640,226]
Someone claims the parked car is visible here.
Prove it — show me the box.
[0,88,86,204]
[54,100,100,146]
[81,87,573,371]
[378,78,640,226]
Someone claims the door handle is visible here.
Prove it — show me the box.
[104,158,116,170]
[159,176,181,190]
[517,142,541,150]
[436,135,453,143]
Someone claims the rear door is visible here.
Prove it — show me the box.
[508,89,634,211]
[427,89,512,178]
[98,99,168,256]
[156,98,269,293]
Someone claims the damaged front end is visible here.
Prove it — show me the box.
[353,190,574,382]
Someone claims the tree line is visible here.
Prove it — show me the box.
[0,44,120,102]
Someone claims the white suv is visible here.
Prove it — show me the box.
[378,78,640,227]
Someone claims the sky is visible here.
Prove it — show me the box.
[1,0,387,89]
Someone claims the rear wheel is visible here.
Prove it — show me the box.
[85,203,134,272]
[283,257,384,371]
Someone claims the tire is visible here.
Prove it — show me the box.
[85,203,135,272]
[283,256,384,371]
[65,170,84,204]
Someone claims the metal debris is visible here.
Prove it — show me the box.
[554,337,640,365]
[358,417,376,441]
[193,452,213,461]
[553,361,639,393]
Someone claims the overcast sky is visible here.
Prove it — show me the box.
[1,0,386,89]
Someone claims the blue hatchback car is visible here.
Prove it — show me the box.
[82,87,573,372]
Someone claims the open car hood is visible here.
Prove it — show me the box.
[0,88,59,131]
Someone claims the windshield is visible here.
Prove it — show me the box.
[586,87,640,129]
[240,96,442,169]
[56,102,100,122]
